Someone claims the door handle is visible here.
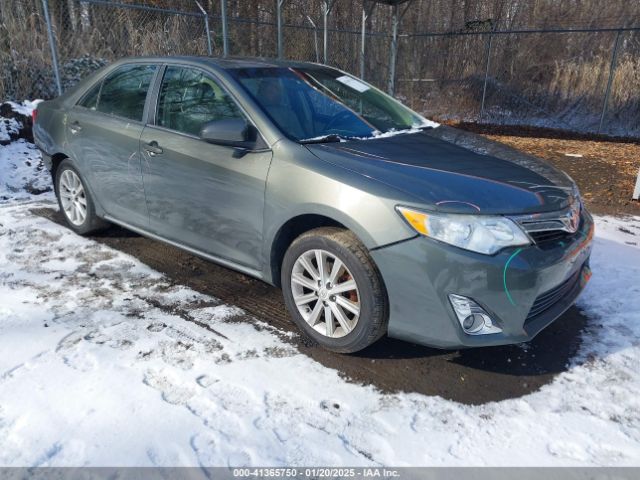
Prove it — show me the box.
[144,141,163,156]
[69,121,82,134]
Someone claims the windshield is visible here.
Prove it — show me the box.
[228,66,431,142]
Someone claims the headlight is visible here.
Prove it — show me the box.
[397,206,530,255]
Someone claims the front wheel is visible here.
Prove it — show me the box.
[281,227,388,353]
[55,159,107,235]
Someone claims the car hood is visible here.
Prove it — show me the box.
[305,125,578,215]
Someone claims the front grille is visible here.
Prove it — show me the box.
[525,270,580,322]
[512,199,583,249]
[529,229,573,246]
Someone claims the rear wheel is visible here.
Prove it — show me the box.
[55,160,107,235]
[281,227,388,353]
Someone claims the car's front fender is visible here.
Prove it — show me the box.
[261,141,418,283]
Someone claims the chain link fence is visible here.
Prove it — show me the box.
[396,27,640,137]
[0,0,638,137]
[0,0,214,99]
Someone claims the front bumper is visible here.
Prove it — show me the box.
[371,209,594,348]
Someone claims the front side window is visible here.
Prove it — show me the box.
[228,66,429,141]
[156,66,244,137]
[96,64,156,121]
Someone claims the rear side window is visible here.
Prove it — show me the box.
[96,64,156,121]
[78,82,101,110]
[156,66,244,137]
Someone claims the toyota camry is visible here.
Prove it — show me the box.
[33,56,593,353]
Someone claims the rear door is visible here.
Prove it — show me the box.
[140,65,272,270]
[66,63,157,228]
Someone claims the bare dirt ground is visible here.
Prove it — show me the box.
[453,123,640,216]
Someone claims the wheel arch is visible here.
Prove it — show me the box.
[269,213,348,288]
[50,152,69,192]
[50,153,106,218]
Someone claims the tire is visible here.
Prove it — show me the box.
[281,227,388,353]
[55,159,108,235]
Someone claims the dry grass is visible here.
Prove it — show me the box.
[1,0,639,138]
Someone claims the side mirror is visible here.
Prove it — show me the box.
[200,118,253,148]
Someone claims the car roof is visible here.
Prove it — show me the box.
[112,55,331,71]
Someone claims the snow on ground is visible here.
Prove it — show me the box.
[0,139,50,202]
[0,117,21,143]
[1,101,41,143]
[4,100,42,118]
[0,108,640,466]
[0,101,51,203]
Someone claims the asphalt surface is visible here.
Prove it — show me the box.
[34,207,589,405]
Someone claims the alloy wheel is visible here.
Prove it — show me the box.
[59,169,87,226]
[290,248,360,338]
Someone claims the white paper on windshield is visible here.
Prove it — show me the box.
[336,75,370,93]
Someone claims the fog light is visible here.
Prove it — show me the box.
[462,313,484,332]
[448,294,502,336]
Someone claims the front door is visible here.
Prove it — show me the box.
[140,65,272,270]
[66,64,157,227]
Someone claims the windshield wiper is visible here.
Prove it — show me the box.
[299,134,344,145]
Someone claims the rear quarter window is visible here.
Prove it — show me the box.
[96,64,156,122]
[78,82,101,110]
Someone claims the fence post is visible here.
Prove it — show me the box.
[42,0,62,95]
[220,0,229,57]
[599,29,622,134]
[387,3,399,95]
[322,1,329,64]
[479,33,493,121]
[322,0,336,64]
[195,1,212,56]
[306,16,320,63]
[276,0,286,59]
[360,1,375,79]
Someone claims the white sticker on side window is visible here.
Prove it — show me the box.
[336,75,370,93]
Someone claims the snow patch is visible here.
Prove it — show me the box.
[0,118,21,143]
[0,133,639,467]
[0,105,52,202]
[1,199,640,466]
[6,100,42,117]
